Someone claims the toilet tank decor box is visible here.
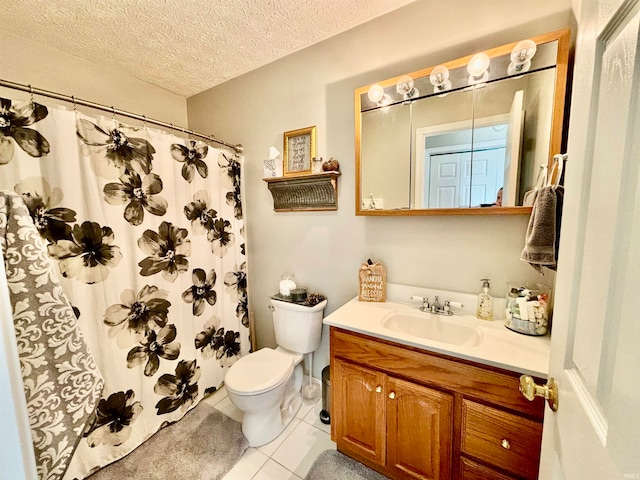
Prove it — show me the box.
[358,260,386,302]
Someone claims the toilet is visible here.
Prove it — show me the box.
[225,297,327,447]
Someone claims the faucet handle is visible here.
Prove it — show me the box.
[411,296,430,311]
[443,300,463,314]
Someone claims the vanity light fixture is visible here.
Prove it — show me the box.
[429,65,452,93]
[367,83,392,107]
[467,52,490,84]
[396,75,419,99]
[508,39,537,75]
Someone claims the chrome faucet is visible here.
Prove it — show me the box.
[412,295,463,316]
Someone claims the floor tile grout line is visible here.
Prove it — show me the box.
[269,456,304,479]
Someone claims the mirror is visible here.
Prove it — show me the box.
[356,29,570,215]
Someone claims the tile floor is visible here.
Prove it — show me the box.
[204,378,336,480]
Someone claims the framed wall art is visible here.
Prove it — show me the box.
[283,126,316,176]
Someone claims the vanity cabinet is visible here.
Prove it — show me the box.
[330,327,545,480]
[334,361,453,479]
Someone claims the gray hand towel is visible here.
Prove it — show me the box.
[520,185,564,273]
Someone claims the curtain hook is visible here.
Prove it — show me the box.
[71,95,77,112]
[142,115,147,129]
[28,84,34,105]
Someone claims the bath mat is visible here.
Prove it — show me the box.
[87,401,248,480]
[304,450,390,480]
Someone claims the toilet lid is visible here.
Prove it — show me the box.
[225,348,294,395]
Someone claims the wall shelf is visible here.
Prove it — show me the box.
[263,172,341,212]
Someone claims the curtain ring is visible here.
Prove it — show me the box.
[142,115,147,129]
[28,84,34,104]
[111,106,116,120]
[71,95,77,112]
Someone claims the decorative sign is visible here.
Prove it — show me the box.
[284,126,316,176]
[358,260,386,302]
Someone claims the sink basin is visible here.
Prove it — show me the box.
[381,311,482,347]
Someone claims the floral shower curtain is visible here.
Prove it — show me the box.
[0,96,249,479]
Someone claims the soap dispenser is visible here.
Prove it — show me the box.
[476,279,493,320]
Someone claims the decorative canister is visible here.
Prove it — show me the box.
[290,287,308,302]
[504,282,551,336]
[279,273,297,298]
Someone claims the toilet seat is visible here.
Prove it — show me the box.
[225,348,294,395]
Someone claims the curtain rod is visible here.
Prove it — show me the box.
[0,79,243,154]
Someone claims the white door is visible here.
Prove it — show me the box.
[503,90,524,207]
[539,0,640,478]
[465,147,505,206]
[428,152,464,208]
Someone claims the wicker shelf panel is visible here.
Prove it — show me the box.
[263,172,340,212]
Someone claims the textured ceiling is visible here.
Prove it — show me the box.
[4,0,415,97]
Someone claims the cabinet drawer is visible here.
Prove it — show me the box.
[459,457,515,480]
[461,400,542,479]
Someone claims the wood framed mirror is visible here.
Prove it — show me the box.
[355,29,570,216]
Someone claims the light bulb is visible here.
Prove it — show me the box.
[396,75,419,99]
[367,84,385,103]
[510,39,537,64]
[508,39,537,75]
[467,53,490,77]
[430,65,452,93]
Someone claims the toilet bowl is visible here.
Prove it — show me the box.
[225,347,303,446]
[225,297,327,447]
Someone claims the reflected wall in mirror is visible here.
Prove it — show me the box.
[356,29,570,216]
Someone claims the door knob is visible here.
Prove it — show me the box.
[388,391,396,399]
[519,375,559,412]
[375,385,382,394]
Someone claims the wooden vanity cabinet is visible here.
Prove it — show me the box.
[334,360,453,479]
[330,327,545,480]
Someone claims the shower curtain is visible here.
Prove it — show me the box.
[0,96,249,479]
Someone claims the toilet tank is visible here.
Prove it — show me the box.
[270,298,328,354]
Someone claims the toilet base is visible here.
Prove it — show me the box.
[241,364,303,447]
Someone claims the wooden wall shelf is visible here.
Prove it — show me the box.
[263,172,340,212]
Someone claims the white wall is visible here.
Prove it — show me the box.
[0,32,187,126]
[187,0,576,377]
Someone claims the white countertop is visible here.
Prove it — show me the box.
[323,292,550,378]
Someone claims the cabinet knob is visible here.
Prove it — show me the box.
[519,375,559,412]
[501,439,511,450]
[388,391,396,399]
[375,385,382,393]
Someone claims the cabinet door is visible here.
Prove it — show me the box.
[387,377,453,480]
[333,360,387,465]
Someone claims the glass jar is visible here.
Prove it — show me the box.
[279,273,297,298]
[504,282,551,336]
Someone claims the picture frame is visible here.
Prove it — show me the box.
[283,126,316,176]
